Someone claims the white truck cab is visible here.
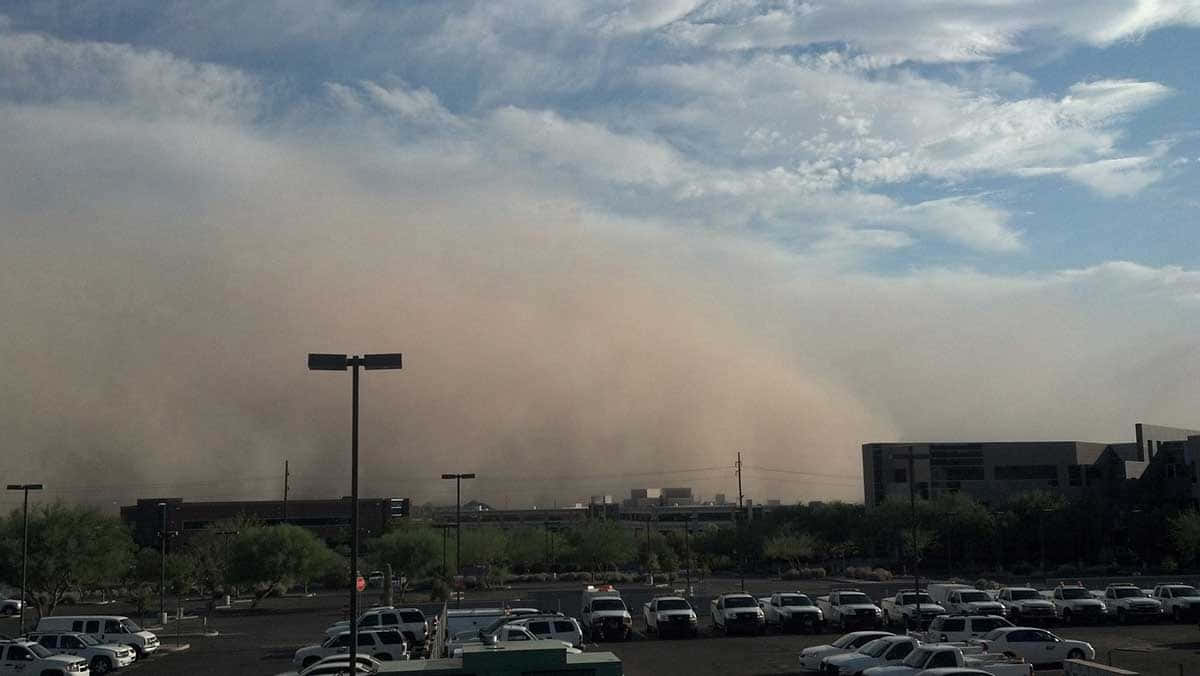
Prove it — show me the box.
[34,616,159,659]
[580,586,632,641]
[994,588,1055,624]
[759,592,823,632]
[819,589,884,630]
[27,632,134,674]
[642,596,698,637]
[710,593,765,635]
[928,584,1007,617]
[1102,583,1162,623]
[1047,584,1106,624]
[1153,583,1200,622]
[0,639,90,675]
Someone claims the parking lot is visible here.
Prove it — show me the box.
[4,580,1200,675]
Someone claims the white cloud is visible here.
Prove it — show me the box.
[1063,156,1163,196]
[895,197,1024,252]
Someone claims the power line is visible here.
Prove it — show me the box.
[744,465,860,480]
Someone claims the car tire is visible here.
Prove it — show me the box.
[1067,648,1085,660]
[90,657,113,675]
[303,656,320,668]
[130,644,145,661]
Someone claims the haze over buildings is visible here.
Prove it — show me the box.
[2,3,1199,511]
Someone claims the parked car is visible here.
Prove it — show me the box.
[447,624,579,657]
[710,593,765,635]
[27,631,135,674]
[0,639,90,676]
[798,631,894,672]
[927,585,1007,617]
[293,629,408,669]
[1047,585,1106,625]
[1101,583,1162,624]
[818,589,884,630]
[1153,584,1200,622]
[642,596,699,637]
[881,591,945,630]
[508,614,585,647]
[994,588,1055,625]
[860,644,1030,676]
[759,592,823,632]
[820,635,919,676]
[970,626,1094,668]
[297,654,381,676]
[34,616,159,659]
[0,599,21,616]
[580,586,633,641]
[325,607,429,646]
[917,615,1012,643]
[913,670,1008,676]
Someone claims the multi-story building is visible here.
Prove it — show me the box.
[862,422,1197,508]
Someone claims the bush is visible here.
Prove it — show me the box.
[845,566,892,581]
[1163,556,1179,573]
[430,578,450,602]
[782,567,827,580]
[974,578,1001,590]
[1082,564,1110,577]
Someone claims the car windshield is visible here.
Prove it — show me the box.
[1059,588,1089,599]
[79,635,100,646]
[779,595,810,606]
[959,591,989,602]
[592,599,625,611]
[859,639,890,657]
[657,599,690,611]
[1008,589,1040,600]
[902,648,934,667]
[1112,587,1141,598]
[1169,586,1199,596]
[399,612,423,623]
[30,644,53,659]
[121,619,142,632]
[724,596,756,608]
[981,629,1008,640]
[832,634,863,648]
[900,593,933,605]
[839,593,870,604]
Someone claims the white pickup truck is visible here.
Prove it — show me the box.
[880,590,945,629]
[994,588,1055,624]
[819,635,918,676]
[758,592,823,632]
[1046,584,1107,625]
[642,596,698,637]
[580,586,633,641]
[818,589,884,630]
[798,631,894,672]
[27,631,135,674]
[1100,583,1162,623]
[861,644,1031,676]
[0,639,91,676]
[710,593,765,635]
[1153,583,1200,622]
[927,584,1007,617]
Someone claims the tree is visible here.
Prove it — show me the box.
[568,521,634,574]
[0,502,134,618]
[226,525,333,607]
[763,532,817,571]
[373,526,440,600]
[185,514,264,611]
[1169,510,1200,565]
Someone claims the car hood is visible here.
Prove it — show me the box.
[827,652,879,667]
[721,608,761,615]
[1011,598,1054,607]
[862,666,916,676]
[802,644,839,657]
[590,610,629,617]
[1062,599,1105,607]
[842,603,880,611]
[781,605,820,613]
[656,610,695,618]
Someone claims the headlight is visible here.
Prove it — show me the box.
[874,608,882,615]
[689,616,697,622]
[623,616,632,625]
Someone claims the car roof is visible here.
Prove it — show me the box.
[720,592,754,598]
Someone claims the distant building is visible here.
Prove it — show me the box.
[862,422,1196,508]
[714,493,727,505]
[590,495,614,505]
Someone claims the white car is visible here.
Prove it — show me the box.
[508,615,585,648]
[971,627,1094,668]
[799,631,893,672]
[642,597,699,637]
[580,588,633,641]
[326,607,429,646]
[294,654,382,676]
[994,588,1055,624]
[293,629,408,669]
[1101,584,1162,623]
[821,635,919,676]
[759,592,823,632]
[34,616,159,659]
[28,631,135,674]
[710,593,765,635]
[0,639,90,676]
[0,599,20,616]
[1047,585,1106,624]
[819,590,885,630]
[1154,583,1200,622]
[919,615,1011,643]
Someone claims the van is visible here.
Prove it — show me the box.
[442,608,507,653]
[34,616,159,659]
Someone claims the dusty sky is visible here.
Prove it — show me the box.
[1,3,1198,510]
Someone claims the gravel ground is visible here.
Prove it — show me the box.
[2,579,1198,675]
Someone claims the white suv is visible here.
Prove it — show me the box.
[325,607,428,646]
[27,632,134,674]
[0,639,90,675]
[293,629,408,669]
[509,615,584,648]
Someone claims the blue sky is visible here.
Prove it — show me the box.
[1,2,1198,505]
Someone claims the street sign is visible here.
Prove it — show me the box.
[356,576,366,592]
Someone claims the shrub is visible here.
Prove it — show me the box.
[974,578,1001,590]
[429,578,450,602]
[782,567,827,580]
[1163,556,1179,573]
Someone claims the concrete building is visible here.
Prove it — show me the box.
[861,422,1197,508]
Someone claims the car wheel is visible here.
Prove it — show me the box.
[130,644,145,661]
[90,657,112,675]
[303,656,320,668]
[1067,648,1085,660]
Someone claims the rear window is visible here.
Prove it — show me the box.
[959,591,989,602]
[657,599,690,611]
[839,593,869,604]
[779,595,810,606]
[399,612,424,623]
[941,618,965,631]
[592,599,625,611]
[724,596,756,608]
[553,620,575,633]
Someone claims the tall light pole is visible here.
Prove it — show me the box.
[6,484,42,633]
[441,473,475,608]
[894,448,930,599]
[158,502,168,625]
[308,352,403,670]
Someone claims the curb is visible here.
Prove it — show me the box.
[158,643,191,653]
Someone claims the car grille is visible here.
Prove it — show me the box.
[671,615,690,622]
[735,612,759,621]
[855,609,875,616]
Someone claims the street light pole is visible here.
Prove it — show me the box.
[6,484,42,633]
[441,473,475,608]
[308,352,403,672]
[894,449,930,600]
[158,502,168,625]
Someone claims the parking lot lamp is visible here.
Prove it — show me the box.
[158,501,168,625]
[441,473,475,608]
[308,352,403,670]
[6,483,42,633]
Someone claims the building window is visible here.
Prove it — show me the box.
[893,468,907,483]
[1068,466,1082,486]
[994,465,1059,481]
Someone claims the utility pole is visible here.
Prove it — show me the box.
[736,452,744,508]
[736,452,746,592]
[894,448,930,599]
[441,473,476,608]
[158,501,168,626]
[282,460,290,523]
[6,484,42,634]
